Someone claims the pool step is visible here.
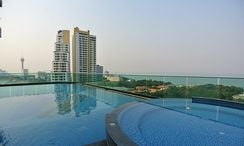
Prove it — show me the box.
[85,140,108,146]
[106,102,138,146]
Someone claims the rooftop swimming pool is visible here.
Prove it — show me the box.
[1,83,244,146]
[0,84,139,145]
[116,99,244,146]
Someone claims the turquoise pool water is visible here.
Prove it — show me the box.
[148,98,244,128]
[0,84,138,146]
[119,99,244,146]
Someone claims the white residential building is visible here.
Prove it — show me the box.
[72,27,96,82]
[52,30,71,81]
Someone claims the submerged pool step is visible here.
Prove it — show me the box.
[107,102,244,146]
[85,139,108,146]
[118,103,160,145]
[106,102,138,146]
[106,102,162,146]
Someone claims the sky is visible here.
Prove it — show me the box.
[0,0,244,76]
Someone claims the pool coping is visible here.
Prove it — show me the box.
[0,82,78,87]
[106,102,138,146]
[86,83,151,100]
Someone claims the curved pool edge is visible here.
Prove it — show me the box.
[106,102,138,146]
[117,101,244,146]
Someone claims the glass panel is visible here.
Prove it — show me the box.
[218,78,244,102]
[0,86,11,98]
[0,73,243,103]
[188,77,218,99]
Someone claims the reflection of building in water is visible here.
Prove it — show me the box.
[95,89,135,107]
[54,84,135,116]
[95,90,120,107]
[72,85,97,117]
[55,84,71,115]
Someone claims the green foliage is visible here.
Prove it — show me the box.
[218,85,244,100]
[118,77,171,88]
[189,84,218,98]
[97,77,244,102]
[164,86,187,98]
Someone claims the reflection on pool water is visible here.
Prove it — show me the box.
[0,84,138,146]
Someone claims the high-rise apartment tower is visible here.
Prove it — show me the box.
[0,0,2,38]
[52,30,71,81]
[72,27,96,82]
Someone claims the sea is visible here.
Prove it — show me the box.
[120,75,244,88]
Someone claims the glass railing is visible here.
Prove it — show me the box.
[0,72,244,103]
[0,72,52,85]
[88,74,244,103]
[0,72,101,85]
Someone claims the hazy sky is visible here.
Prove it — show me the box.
[0,0,244,76]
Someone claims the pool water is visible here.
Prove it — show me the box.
[119,99,244,146]
[148,98,244,128]
[0,84,138,146]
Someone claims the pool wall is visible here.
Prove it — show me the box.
[192,97,244,110]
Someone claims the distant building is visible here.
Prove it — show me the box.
[21,57,24,72]
[20,57,29,77]
[23,69,28,76]
[37,71,48,81]
[96,65,103,81]
[52,30,71,82]
[96,65,103,74]
[0,0,2,38]
[106,75,120,82]
[104,70,110,76]
[0,69,6,73]
[0,69,7,76]
[72,27,96,82]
